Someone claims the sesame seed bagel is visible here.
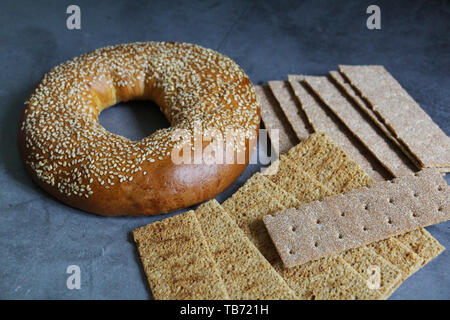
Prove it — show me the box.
[18,42,260,216]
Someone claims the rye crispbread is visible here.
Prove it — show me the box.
[288,75,387,181]
[291,256,383,300]
[341,246,402,296]
[283,131,375,192]
[278,132,443,296]
[255,85,298,155]
[264,157,333,202]
[339,65,450,170]
[268,80,312,140]
[226,133,402,299]
[396,228,445,266]
[263,169,449,267]
[222,172,299,263]
[195,199,297,299]
[133,211,229,299]
[368,238,424,281]
[303,75,416,177]
[329,70,421,169]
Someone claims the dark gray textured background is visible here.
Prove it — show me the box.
[0,0,449,299]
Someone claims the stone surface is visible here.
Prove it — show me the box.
[0,0,448,299]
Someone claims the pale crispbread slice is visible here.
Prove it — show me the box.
[268,80,312,140]
[367,237,424,299]
[264,157,333,202]
[283,131,376,193]
[195,199,297,299]
[288,75,387,182]
[368,238,424,281]
[255,85,299,155]
[277,251,400,300]
[303,75,416,177]
[329,70,422,169]
[290,256,382,300]
[396,228,445,266]
[339,65,450,169]
[263,169,449,267]
[222,172,300,264]
[341,246,402,296]
[133,210,229,300]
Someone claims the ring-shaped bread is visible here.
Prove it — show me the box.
[18,42,260,216]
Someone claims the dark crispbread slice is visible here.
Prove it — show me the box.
[133,211,229,300]
[255,85,299,155]
[282,133,442,293]
[268,133,440,298]
[329,70,422,169]
[288,76,387,181]
[222,172,300,263]
[339,65,450,169]
[195,199,297,299]
[264,135,404,298]
[263,169,449,268]
[396,228,445,266]
[303,75,416,177]
[268,80,312,140]
[291,88,441,263]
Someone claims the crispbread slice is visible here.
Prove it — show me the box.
[264,157,333,202]
[368,238,424,281]
[303,75,415,177]
[263,169,449,267]
[341,246,402,296]
[288,75,387,182]
[222,173,300,263]
[329,70,422,169]
[291,256,381,300]
[255,85,299,155]
[221,172,384,299]
[195,200,297,299]
[396,228,445,266]
[285,133,445,295]
[369,238,424,299]
[284,131,375,193]
[264,136,404,297]
[268,80,312,140]
[339,65,450,169]
[133,211,229,300]
[220,167,373,299]
[224,137,396,299]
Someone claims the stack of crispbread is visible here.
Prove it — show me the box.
[133,66,448,300]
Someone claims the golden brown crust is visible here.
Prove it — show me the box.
[18,42,260,216]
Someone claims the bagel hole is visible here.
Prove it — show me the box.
[98,100,170,141]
